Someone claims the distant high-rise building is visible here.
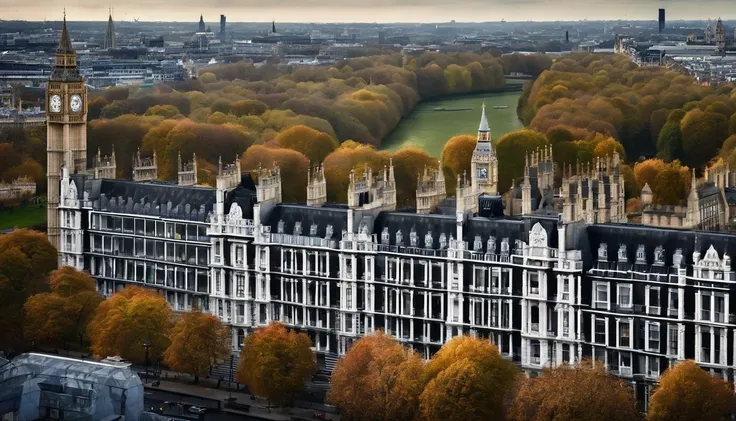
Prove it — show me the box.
[198,14,205,32]
[565,30,569,43]
[658,9,665,33]
[716,18,726,54]
[104,9,116,49]
[706,21,712,44]
[271,21,277,35]
[220,15,226,34]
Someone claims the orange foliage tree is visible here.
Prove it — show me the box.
[273,125,339,163]
[419,336,517,421]
[241,145,309,203]
[509,361,641,421]
[495,129,549,193]
[441,134,476,195]
[633,159,690,205]
[0,229,57,351]
[322,141,391,203]
[648,360,736,421]
[87,286,173,364]
[328,331,425,421]
[24,267,103,349]
[392,148,438,208]
[236,322,315,406]
[163,309,231,382]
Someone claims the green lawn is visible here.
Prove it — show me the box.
[0,204,47,230]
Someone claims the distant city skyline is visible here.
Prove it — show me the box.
[1,0,735,24]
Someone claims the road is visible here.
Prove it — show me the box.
[144,390,261,421]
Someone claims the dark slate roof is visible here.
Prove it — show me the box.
[697,182,721,200]
[224,174,257,220]
[373,212,456,249]
[585,223,736,271]
[465,215,560,253]
[86,179,216,222]
[725,187,736,205]
[267,204,347,239]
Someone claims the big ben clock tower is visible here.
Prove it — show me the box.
[47,15,87,250]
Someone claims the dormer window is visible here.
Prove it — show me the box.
[325,225,334,239]
[618,244,627,262]
[425,231,433,248]
[396,230,403,246]
[439,233,447,249]
[673,249,683,268]
[294,222,302,236]
[474,235,483,252]
[501,238,510,255]
[277,220,285,234]
[636,245,646,263]
[598,243,608,260]
[310,223,318,237]
[654,246,664,265]
[410,229,418,247]
[487,237,496,254]
[381,227,390,245]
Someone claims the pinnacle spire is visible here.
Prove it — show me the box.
[57,11,74,53]
[478,103,490,133]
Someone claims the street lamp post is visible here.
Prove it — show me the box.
[143,338,151,386]
[228,353,234,401]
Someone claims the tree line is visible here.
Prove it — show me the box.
[518,53,736,205]
[329,331,735,421]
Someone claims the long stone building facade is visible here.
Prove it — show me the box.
[47,21,736,410]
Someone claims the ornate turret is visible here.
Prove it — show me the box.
[471,104,498,195]
[416,162,446,214]
[51,14,82,82]
[307,163,327,206]
[456,171,477,215]
[132,149,158,182]
[347,160,396,211]
[255,164,281,203]
[177,152,198,186]
[216,155,241,191]
[716,18,726,55]
[93,146,117,179]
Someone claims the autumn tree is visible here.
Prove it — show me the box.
[241,145,309,203]
[87,286,173,364]
[634,159,690,205]
[322,141,391,203]
[236,322,315,406]
[419,336,517,421]
[0,229,57,351]
[648,360,736,421]
[509,361,641,421]
[274,125,339,163]
[392,147,437,208]
[24,266,103,349]
[680,109,728,169]
[495,129,549,193]
[441,134,476,195]
[329,331,425,421]
[163,310,231,383]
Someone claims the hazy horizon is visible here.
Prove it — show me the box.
[1,0,734,24]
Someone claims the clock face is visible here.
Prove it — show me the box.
[70,94,83,113]
[477,167,488,180]
[49,95,61,113]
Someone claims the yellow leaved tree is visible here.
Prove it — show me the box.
[236,322,315,407]
[328,331,425,421]
[87,286,173,364]
[163,309,231,383]
[648,360,735,421]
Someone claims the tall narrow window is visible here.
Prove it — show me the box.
[617,284,632,308]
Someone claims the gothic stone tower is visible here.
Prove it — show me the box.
[47,17,87,249]
[471,104,498,195]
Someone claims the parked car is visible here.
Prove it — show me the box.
[313,412,329,420]
[187,407,207,414]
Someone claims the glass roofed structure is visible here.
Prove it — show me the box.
[0,353,144,421]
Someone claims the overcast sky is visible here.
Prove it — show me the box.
[1,0,734,23]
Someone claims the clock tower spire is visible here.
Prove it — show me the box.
[46,14,87,250]
[470,104,498,195]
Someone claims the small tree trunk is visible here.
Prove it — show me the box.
[194,375,199,384]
